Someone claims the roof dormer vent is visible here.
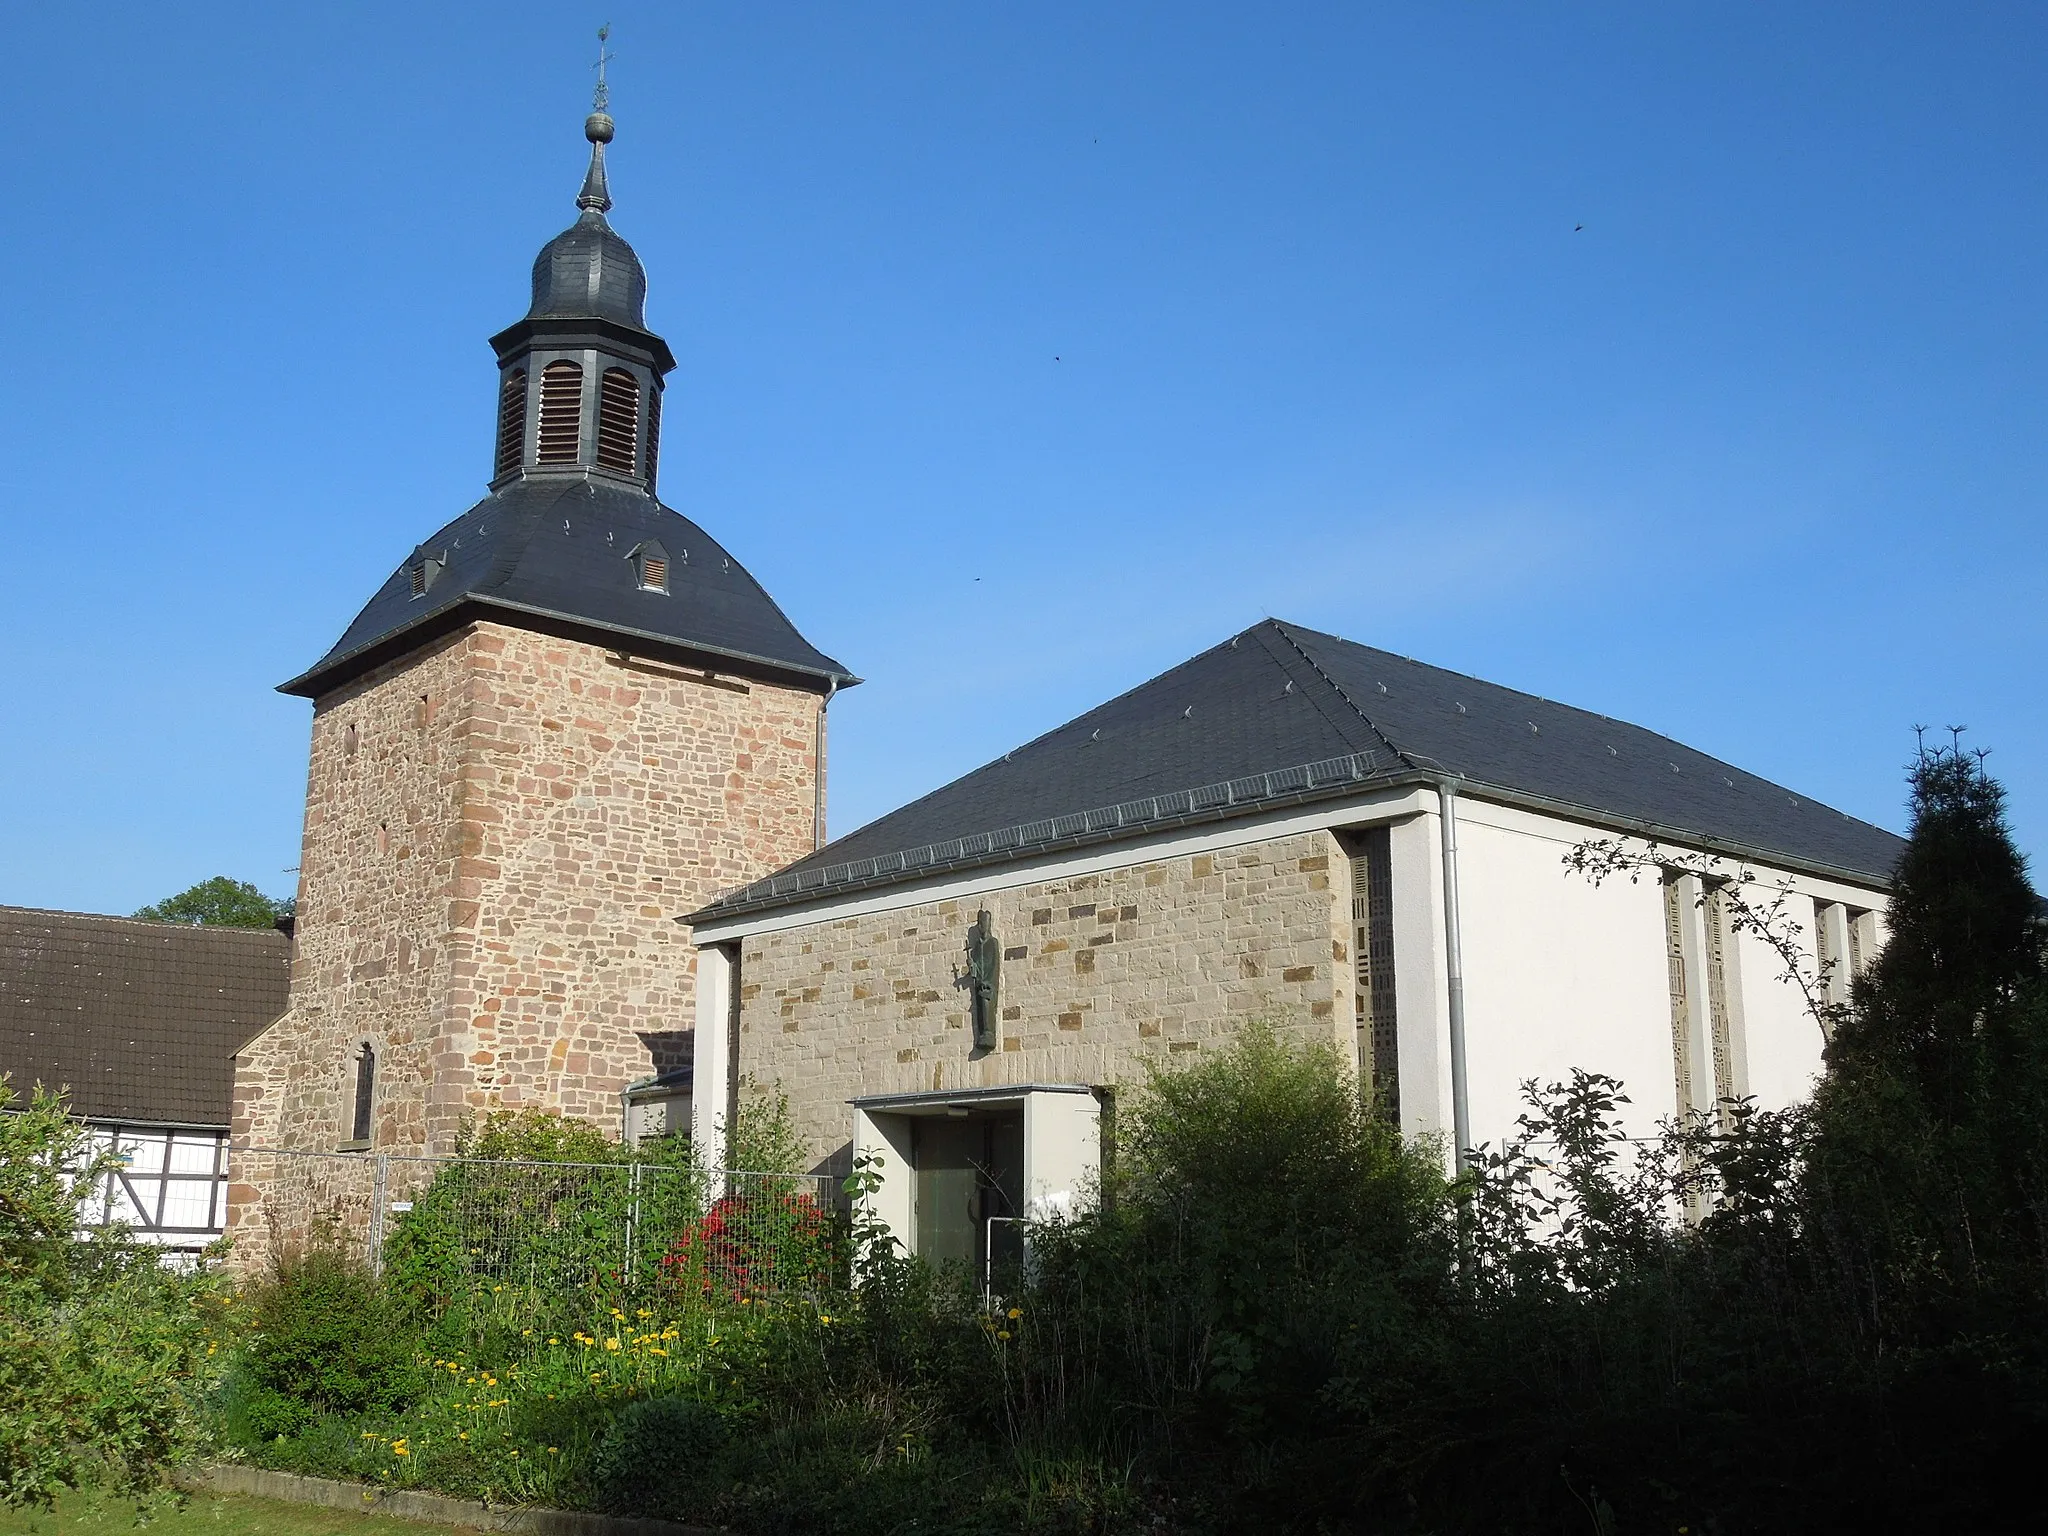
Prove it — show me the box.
[409,551,446,599]
[627,539,669,594]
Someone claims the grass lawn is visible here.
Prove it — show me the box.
[0,1493,448,1536]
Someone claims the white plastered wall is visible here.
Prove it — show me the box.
[1448,804,1676,1147]
[1386,811,1452,1147]
[852,1108,916,1246]
[688,946,733,1169]
[1023,1090,1102,1222]
[1440,795,1888,1151]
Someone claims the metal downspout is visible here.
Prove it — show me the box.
[1438,779,1473,1175]
[815,678,840,850]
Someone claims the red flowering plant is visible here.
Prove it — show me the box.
[659,1182,841,1305]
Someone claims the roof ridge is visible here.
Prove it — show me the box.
[1273,621,1678,743]
[0,904,290,938]
[1265,620,1419,772]
[483,478,579,596]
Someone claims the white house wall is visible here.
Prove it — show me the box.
[1435,796,1887,1155]
[1445,807,1677,1147]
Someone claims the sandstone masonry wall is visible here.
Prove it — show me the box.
[735,829,1354,1170]
[230,620,822,1258]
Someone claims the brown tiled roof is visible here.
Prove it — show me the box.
[0,906,290,1127]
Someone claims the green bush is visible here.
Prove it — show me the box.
[241,1248,419,1425]
[591,1395,732,1517]
[0,1081,226,1507]
[380,1109,705,1355]
[727,1080,810,1176]
[1020,1025,1453,1512]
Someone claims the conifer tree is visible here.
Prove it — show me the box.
[1828,742,2042,1122]
[1807,742,2047,1321]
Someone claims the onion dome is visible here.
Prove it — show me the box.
[527,111,649,327]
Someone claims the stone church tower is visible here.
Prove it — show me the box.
[228,105,852,1230]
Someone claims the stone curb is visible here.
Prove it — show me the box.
[178,1464,727,1536]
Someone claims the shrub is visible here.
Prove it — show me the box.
[591,1395,732,1517]
[727,1080,809,1175]
[0,1081,226,1507]
[661,1188,838,1304]
[1017,1026,1452,1504]
[381,1109,705,1351]
[242,1247,419,1426]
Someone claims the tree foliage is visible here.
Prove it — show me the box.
[132,875,292,928]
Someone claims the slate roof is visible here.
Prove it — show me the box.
[529,209,647,328]
[280,477,856,698]
[693,619,1904,922]
[0,907,291,1127]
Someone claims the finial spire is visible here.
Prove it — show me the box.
[592,22,614,112]
[578,24,616,217]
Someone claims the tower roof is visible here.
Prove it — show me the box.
[280,477,855,697]
[524,109,649,329]
[283,87,850,700]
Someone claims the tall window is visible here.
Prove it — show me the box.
[1813,899,1878,1023]
[493,369,527,476]
[1349,826,1398,1117]
[596,368,641,472]
[351,1044,376,1145]
[1701,881,1744,1127]
[535,360,584,463]
[1663,870,1697,1117]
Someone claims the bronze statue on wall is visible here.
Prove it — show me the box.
[963,909,1001,1050]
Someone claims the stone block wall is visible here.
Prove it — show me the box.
[229,619,823,1260]
[734,829,1354,1170]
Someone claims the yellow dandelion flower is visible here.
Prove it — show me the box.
[604,1338,621,1352]
[547,1337,558,1345]
[547,1447,559,1455]
[997,1330,1012,1340]
[1007,1308,1021,1319]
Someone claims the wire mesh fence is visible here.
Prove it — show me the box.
[227,1146,843,1304]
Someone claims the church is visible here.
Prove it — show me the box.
[228,103,1901,1267]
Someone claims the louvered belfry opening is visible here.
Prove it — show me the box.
[644,390,662,488]
[493,369,527,476]
[535,360,584,463]
[596,368,642,472]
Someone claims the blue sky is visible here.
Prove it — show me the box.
[2,2,2042,915]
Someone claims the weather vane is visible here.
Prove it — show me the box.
[592,23,615,113]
